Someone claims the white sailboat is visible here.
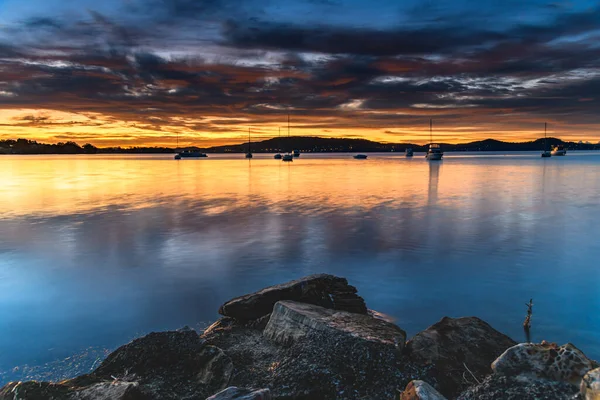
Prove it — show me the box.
[541,123,551,158]
[425,119,443,160]
[274,127,282,159]
[245,127,253,159]
[282,114,293,162]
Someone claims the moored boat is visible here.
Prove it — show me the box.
[425,120,443,161]
[426,144,443,160]
[245,127,253,159]
[178,150,207,158]
[541,122,551,158]
[353,154,368,159]
[405,148,414,157]
[551,145,566,156]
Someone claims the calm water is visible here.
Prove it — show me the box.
[1,152,600,381]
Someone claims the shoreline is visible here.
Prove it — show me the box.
[1,274,598,400]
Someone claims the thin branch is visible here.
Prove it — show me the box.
[463,362,481,385]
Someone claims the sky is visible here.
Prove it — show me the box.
[0,0,600,146]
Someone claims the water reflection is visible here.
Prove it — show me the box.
[1,153,600,379]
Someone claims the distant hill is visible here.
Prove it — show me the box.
[192,136,599,153]
[1,136,598,154]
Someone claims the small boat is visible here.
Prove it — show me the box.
[178,150,207,158]
[426,144,443,160]
[541,122,551,158]
[274,127,282,159]
[551,145,566,156]
[293,149,300,157]
[245,127,253,159]
[405,148,414,157]
[174,154,181,160]
[282,116,294,162]
[353,154,368,159]
[425,120,443,160]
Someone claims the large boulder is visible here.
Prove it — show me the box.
[206,387,271,400]
[581,368,600,400]
[219,274,367,320]
[400,380,447,400]
[457,374,579,400]
[492,342,597,385]
[405,316,516,398]
[263,300,406,350]
[203,300,413,399]
[91,329,232,399]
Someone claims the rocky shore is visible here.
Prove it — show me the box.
[2,274,598,400]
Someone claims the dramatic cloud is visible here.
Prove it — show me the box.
[0,0,599,145]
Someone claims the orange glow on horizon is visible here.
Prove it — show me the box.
[1,108,598,147]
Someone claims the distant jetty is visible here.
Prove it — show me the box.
[2,274,598,399]
[1,137,599,155]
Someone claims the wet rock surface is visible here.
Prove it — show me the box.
[263,300,406,349]
[400,380,447,400]
[405,316,516,398]
[0,381,72,399]
[219,274,367,320]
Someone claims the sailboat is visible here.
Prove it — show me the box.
[288,114,300,157]
[174,132,207,159]
[425,119,443,160]
[245,127,253,159]
[541,122,551,158]
[282,114,293,161]
[274,127,282,159]
[174,132,181,159]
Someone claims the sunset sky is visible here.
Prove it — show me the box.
[1,0,600,147]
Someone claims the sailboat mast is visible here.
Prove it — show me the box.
[248,127,251,153]
[288,114,290,153]
[545,122,547,150]
[430,119,433,144]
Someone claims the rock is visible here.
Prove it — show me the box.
[206,386,271,400]
[203,301,413,400]
[91,330,230,399]
[581,368,600,400]
[457,374,579,400]
[0,381,71,399]
[70,381,144,400]
[492,342,596,385]
[263,300,406,350]
[219,274,367,320]
[405,316,516,398]
[400,380,447,400]
[197,346,234,390]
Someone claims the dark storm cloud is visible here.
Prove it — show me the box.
[1,0,600,140]
[222,21,502,57]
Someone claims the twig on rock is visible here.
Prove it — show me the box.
[523,298,533,342]
[463,362,481,385]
